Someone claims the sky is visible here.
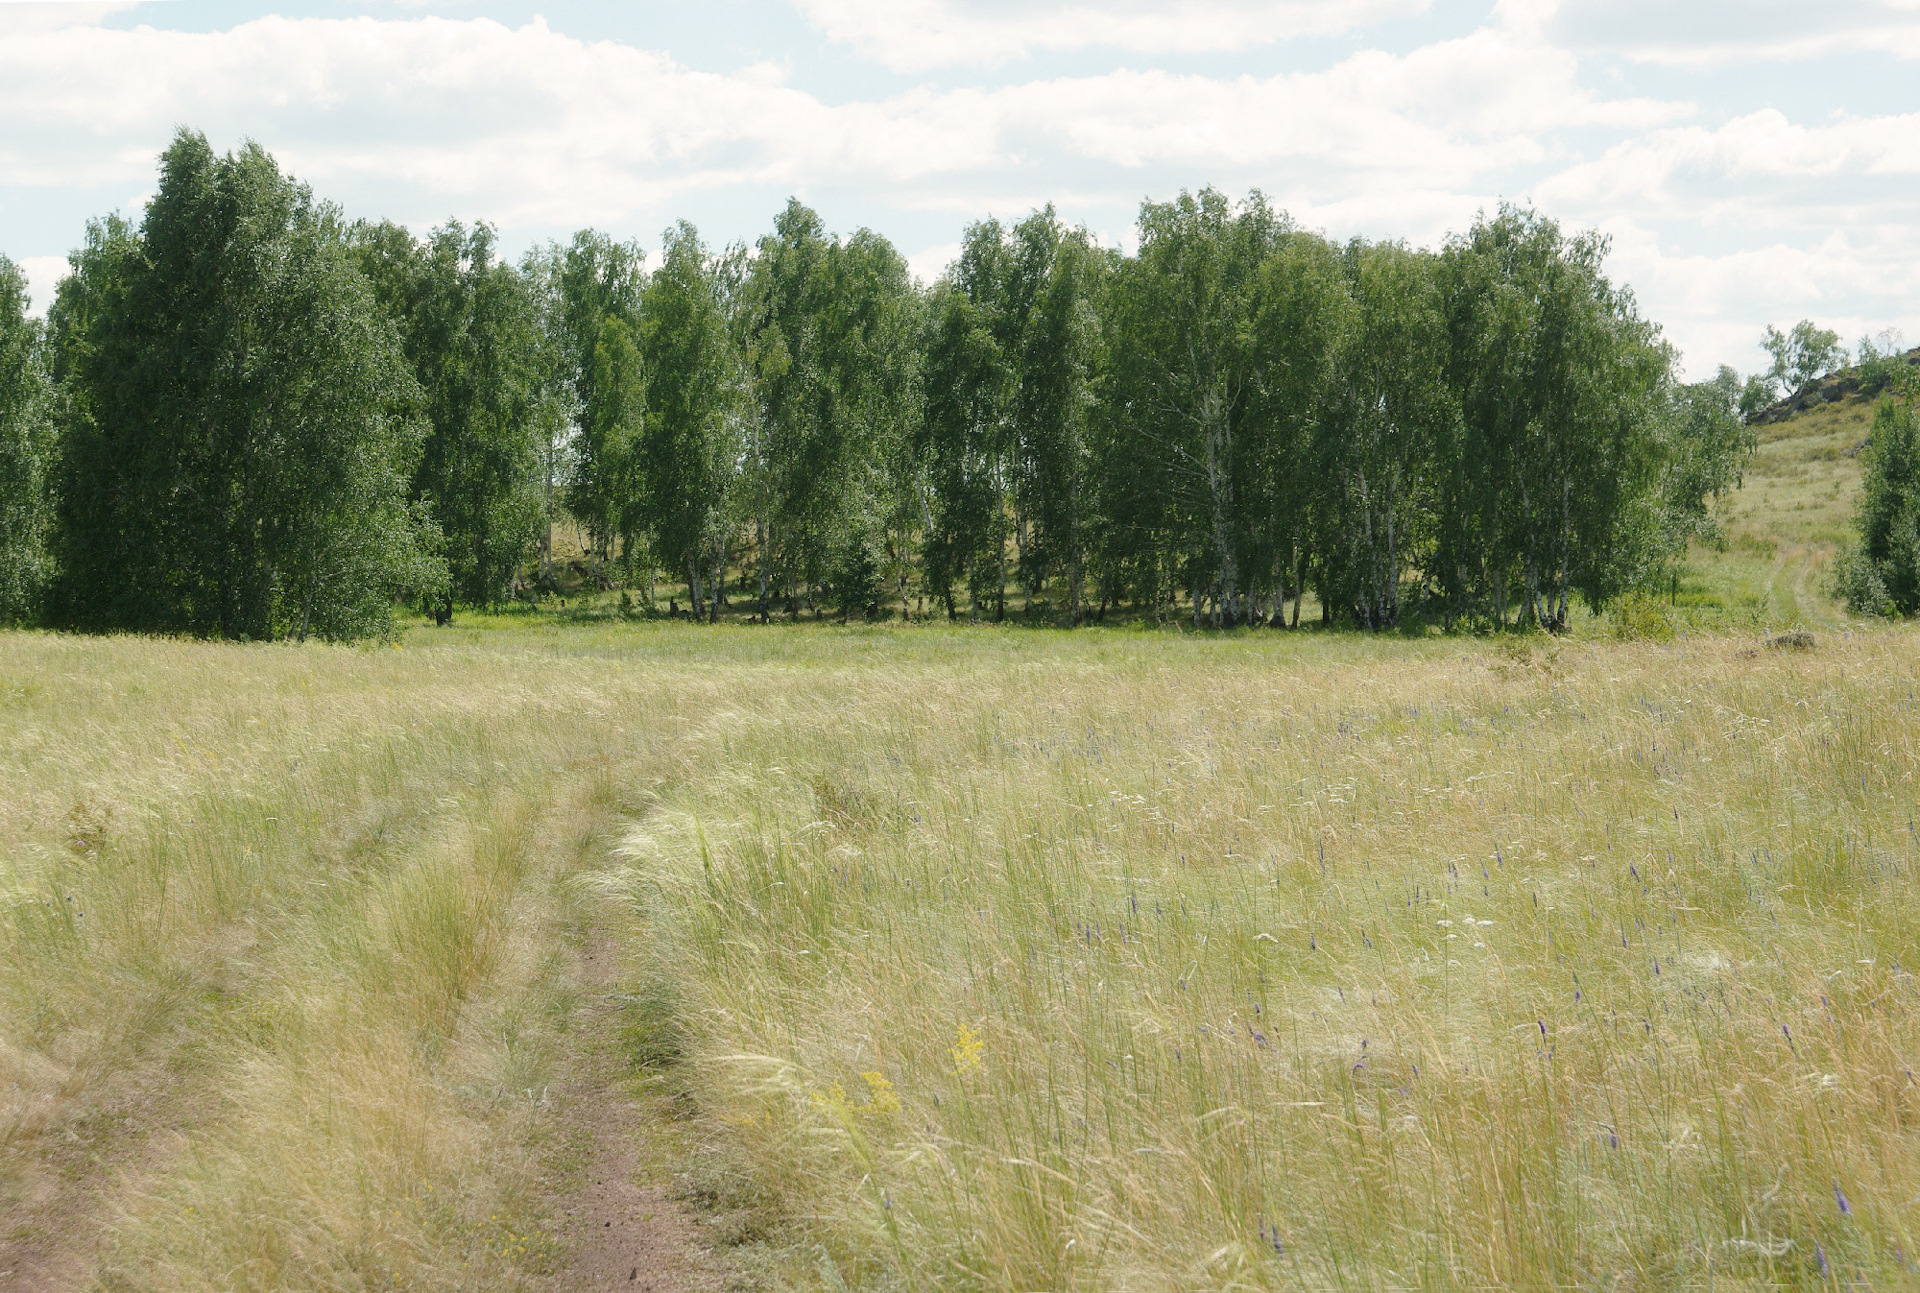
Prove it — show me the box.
[3,0,1918,377]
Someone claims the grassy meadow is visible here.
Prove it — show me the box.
[3,398,1917,1291]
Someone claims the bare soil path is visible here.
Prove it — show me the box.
[1,770,727,1293]
[541,927,720,1293]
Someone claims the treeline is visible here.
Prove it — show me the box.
[0,130,1759,639]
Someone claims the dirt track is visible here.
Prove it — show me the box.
[544,929,719,1293]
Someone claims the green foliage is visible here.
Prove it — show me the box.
[1838,396,1920,616]
[1662,364,1757,547]
[1832,546,1894,617]
[1608,590,1676,641]
[544,229,647,566]
[1314,237,1440,630]
[0,256,55,621]
[1855,328,1912,397]
[919,208,1106,623]
[587,314,647,570]
[1736,371,1775,423]
[26,137,1756,638]
[639,222,739,619]
[353,219,549,618]
[826,499,887,620]
[1435,205,1673,628]
[919,227,1014,620]
[1763,318,1847,396]
[46,131,440,640]
[1106,189,1288,627]
[739,201,921,617]
[743,200,839,608]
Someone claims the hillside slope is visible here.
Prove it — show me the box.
[1680,390,1876,631]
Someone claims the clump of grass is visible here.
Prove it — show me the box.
[613,980,688,1072]
[8,595,1918,1289]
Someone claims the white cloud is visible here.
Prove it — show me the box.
[1,16,878,224]
[16,255,69,318]
[1533,110,1920,246]
[905,241,962,285]
[1520,109,1920,373]
[983,26,1682,181]
[1597,218,1920,379]
[0,11,1684,223]
[1549,0,1920,65]
[1,5,1913,371]
[790,0,1426,71]
[0,2,138,37]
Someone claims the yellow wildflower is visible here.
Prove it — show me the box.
[951,1022,984,1075]
[861,1071,900,1114]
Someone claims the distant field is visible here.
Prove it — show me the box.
[2,399,1916,1291]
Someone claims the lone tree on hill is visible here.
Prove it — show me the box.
[1762,319,1847,397]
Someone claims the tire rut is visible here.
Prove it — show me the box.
[541,927,720,1293]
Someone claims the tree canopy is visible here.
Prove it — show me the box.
[0,255,55,621]
[352,219,550,620]
[9,138,1783,637]
[1763,319,1847,397]
[46,131,440,640]
[1836,396,1920,617]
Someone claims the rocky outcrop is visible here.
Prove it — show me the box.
[1750,346,1920,425]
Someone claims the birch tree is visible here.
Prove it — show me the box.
[1436,205,1669,628]
[359,220,548,620]
[919,221,1014,620]
[48,130,438,640]
[0,255,54,620]
[1107,189,1284,626]
[639,222,739,621]
[1314,240,1446,630]
[550,230,647,577]
[1009,209,1108,622]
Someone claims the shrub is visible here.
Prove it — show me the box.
[1841,397,1920,616]
[1833,545,1894,617]
[1610,590,1676,642]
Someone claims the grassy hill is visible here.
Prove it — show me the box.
[1678,390,1872,632]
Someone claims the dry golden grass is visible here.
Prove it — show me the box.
[1,397,1912,1291]
[597,624,1920,1290]
[0,633,689,1289]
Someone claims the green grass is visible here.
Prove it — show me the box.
[1666,393,1874,632]
[1,397,1912,1290]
